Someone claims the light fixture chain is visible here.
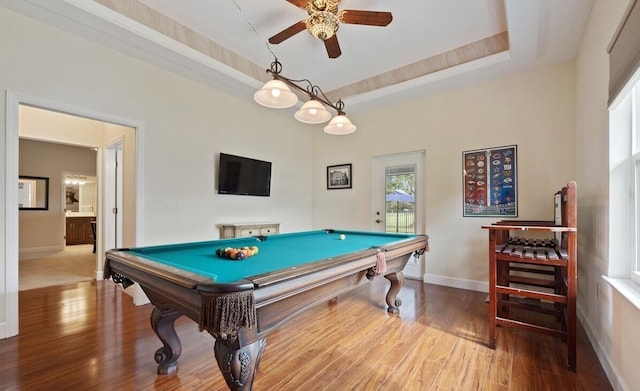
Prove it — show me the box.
[231,0,278,60]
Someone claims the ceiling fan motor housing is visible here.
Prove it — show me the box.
[306,0,338,15]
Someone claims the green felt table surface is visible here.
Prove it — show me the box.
[126,229,417,283]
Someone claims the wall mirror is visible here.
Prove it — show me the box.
[19,176,49,210]
[64,174,97,215]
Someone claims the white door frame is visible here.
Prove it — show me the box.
[372,150,426,279]
[3,90,145,338]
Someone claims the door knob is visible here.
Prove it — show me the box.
[376,219,382,223]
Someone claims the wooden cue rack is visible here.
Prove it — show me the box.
[482,181,577,371]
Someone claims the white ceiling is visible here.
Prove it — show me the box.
[1,0,594,114]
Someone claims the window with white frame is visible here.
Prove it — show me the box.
[608,0,640,292]
[609,74,640,285]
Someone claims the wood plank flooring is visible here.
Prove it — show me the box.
[1,279,612,390]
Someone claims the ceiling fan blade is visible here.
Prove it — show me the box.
[340,10,393,26]
[286,0,310,8]
[268,21,307,44]
[324,35,341,58]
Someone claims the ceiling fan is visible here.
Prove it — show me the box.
[268,0,393,59]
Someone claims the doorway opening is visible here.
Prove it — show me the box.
[18,137,100,291]
[4,91,142,338]
[373,151,426,279]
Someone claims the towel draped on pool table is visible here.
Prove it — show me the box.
[372,251,387,275]
[199,289,256,339]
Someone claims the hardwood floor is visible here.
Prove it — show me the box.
[1,279,611,390]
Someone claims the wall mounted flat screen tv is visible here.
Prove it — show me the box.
[218,153,272,196]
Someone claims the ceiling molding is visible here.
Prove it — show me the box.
[327,32,509,101]
[94,0,509,102]
[94,0,267,83]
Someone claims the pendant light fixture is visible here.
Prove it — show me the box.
[232,0,356,134]
[254,59,357,134]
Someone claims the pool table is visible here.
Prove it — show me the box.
[104,229,428,391]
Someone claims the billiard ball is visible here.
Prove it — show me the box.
[339,234,346,240]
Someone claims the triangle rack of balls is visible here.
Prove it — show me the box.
[215,246,259,260]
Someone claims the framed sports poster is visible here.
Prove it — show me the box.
[463,145,517,217]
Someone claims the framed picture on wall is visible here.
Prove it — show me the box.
[463,145,517,217]
[327,163,352,190]
[65,184,80,212]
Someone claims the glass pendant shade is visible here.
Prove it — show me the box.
[324,114,357,135]
[254,80,298,108]
[306,11,339,40]
[294,100,332,124]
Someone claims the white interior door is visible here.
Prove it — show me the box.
[104,140,123,250]
[105,140,149,305]
[373,151,426,279]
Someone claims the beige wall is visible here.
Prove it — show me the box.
[0,7,313,335]
[312,63,577,286]
[576,0,639,389]
[0,5,314,241]
[19,139,96,253]
[20,105,106,145]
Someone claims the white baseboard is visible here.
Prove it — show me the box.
[123,283,150,306]
[0,321,6,339]
[123,284,135,298]
[423,273,489,293]
[19,245,65,260]
[577,305,626,391]
[134,284,150,306]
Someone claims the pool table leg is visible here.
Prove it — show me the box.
[150,307,183,375]
[214,338,267,391]
[384,271,404,314]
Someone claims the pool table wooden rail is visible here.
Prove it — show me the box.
[104,249,209,289]
[251,237,428,334]
[104,233,428,391]
[104,235,427,332]
[248,235,427,287]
